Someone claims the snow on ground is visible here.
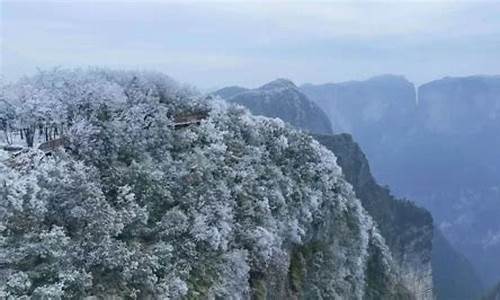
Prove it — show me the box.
[0,148,9,160]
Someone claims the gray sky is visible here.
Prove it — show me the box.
[1,0,500,89]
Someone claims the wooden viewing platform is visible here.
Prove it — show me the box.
[38,137,67,153]
[2,145,24,152]
[35,112,208,153]
[173,112,208,128]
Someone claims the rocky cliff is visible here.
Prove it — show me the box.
[212,85,249,99]
[483,282,500,300]
[302,74,500,290]
[214,79,334,135]
[316,133,486,300]
[415,76,500,288]
[301,75,417,156]
[0,68,410,299]
[418,75,500,135]
[432,227,483,300]
[222,78,438,298]
[314,134,434,299]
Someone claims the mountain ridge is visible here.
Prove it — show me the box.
[217,78,435,298]
[301,73,500,290]
[213,78,334,135]
[0,68,414,299]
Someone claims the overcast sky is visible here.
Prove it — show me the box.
[1,0,500,89]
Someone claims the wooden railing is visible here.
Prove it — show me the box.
[173,112,208,128]
[34,112,208,152]
[38,137,67,152]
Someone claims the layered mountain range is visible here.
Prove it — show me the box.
[213,79,333,135]
[2,68,495,299]
[215,80,438,297]
[313,134,434,298]
[0,69,419,299]
[483,281,500,300]
[301,75,500,290]
[215,77,491,299]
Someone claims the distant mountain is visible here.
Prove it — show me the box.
[301,74,417,155]
[303,74,500,289]
[432,227,484,300]
[301,75,418,192]
[314,133,434,298]
[483,281,500,300]
[415,76,500,288]
[221,79,434,297]
[411,76,500,193]
[418,75,500,135]
[212,85,249,99]
[0,68,411,299]
[315,134,486,300]
[214,79,334,135]
[230,76,498,298]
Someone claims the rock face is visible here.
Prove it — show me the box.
[214,79,334,135]
[432,228,483,300]
[301,75,417,160]
[314,134,434,299]
[482,282,500,300]
[225,81,437,298]
[303,74,500,290]
[300,75,418,189]
[212,86,249,99]
[418,75,500,135]
[414,76,500,289]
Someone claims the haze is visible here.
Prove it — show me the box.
[2,0,500,89]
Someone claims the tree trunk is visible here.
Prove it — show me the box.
[3,129,11,145]
[24,127,35,148]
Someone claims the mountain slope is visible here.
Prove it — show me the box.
[418,75,500,135]
[212,85,249,99]
[482,282,500,300]
[301,75,416,155]
[303,74,500,290]
[314,134,487,300]
[220,79,433,298]
[0,68,409,299]
[432,228,484,300]
[314,134,434,298]
[230,77,493,299]
[214,79,334,135]
[414,76,500,288]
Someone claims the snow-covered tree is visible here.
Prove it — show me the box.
[0,68,410,299]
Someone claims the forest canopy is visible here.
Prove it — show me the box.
[0,68,403,299]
